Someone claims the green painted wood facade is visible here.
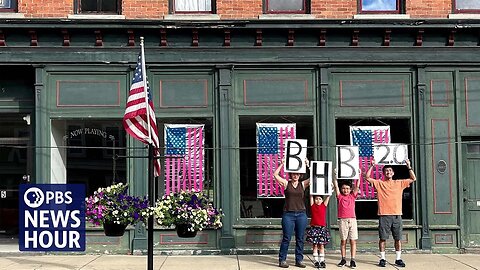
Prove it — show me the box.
[1,18,480,253]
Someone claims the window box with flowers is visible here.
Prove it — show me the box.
[153,191,223,238]
[85,183,152,236]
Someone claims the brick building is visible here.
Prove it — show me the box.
[0,0,479,254]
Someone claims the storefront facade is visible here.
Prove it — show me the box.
[0,17,479,254]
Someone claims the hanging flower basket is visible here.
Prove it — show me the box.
[103,221,128,237]
[176,223,197,238]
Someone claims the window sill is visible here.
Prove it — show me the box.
[67,14,126,20]
[353,14,411,19]
[448,13,480,19]
[164,14,220,20]
[0,13,25,18]
[258,14,315,20]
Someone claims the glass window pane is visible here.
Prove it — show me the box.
[62,120,126,196]
[102,0,118,12]
[456,0,480,10]
[81,0,97,12]
[0,0,12,9]
[175,0,212,12]
[268,0,304,11]
[240,116,313,219]
[362,0,397,11]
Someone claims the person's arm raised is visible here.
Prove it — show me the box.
[333,168,340,197]
[405,159,417,183]
[365,160,376,184]
[274,160,289,188]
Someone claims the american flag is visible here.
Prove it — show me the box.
[164,124,204,195]
[350,126,390,200]
[123,46,161,177]
[257,123,296,198]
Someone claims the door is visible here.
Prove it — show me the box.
[0,114,32,242]
[463,140,480,247]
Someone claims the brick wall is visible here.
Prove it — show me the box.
[406,0,452,18]
[312,0,356,19]
[15,0,458,19]
[20,0,71,18]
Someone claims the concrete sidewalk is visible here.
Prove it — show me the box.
[0,253,478,270]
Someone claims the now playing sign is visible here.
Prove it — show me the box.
[19,184,85,251]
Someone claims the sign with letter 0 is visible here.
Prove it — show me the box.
[310,161,333,195]
[373,144,408,165]
[336,145,359,179]
[284,139,307,173]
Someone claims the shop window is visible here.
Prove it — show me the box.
[75,0,121,14]
[336,118,413,220]
[65,120,126,196]
[239,116,314,219]
[0,0,17,12]
[359,0,403,14]
[265,0,308,14]
[172,0,214,13]
[157,118,214,199]
[454,0,480,13]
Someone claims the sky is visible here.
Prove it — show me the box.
[362,0,397,11]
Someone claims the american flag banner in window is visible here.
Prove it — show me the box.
[257,123,296,198]
[350,126,390,200]
[164,124,204,195]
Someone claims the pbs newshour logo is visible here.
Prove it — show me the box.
[19,184,86,251]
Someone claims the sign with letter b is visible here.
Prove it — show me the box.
[336,145,359,179]
[284,139,307,173]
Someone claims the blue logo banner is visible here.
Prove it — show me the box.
[19,184,86,251]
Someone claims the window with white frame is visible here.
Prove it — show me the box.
[454,0,480,13]
[0,0,17,11]
[173,0,213,13]
[76,0,121,14]
[359,0,402,14]
[265,0,307,14]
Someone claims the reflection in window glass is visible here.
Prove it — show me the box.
[64,120,126,196]
[0,0,12,9]
[361,0,397,11]
[175,0,212,12]
[266,0,305,13]
[240,116,313,218]
[456,0,480,10]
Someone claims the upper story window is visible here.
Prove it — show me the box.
[75,0,121,14]
[454,0,480,13]
[173,0,214,14]
[0,0,17,12]
[265,0,308,14]
[359,0,402,14]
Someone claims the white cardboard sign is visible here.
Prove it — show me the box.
[336,145,359,179]
[373,144,409,165]
[284,139,307,173]
[310,161,333,195]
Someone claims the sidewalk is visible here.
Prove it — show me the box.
[0,253,478,270]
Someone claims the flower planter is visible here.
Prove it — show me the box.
[176,224,197,238]
[103,221,127,237]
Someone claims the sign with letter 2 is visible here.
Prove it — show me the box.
[373,144,408,165]
[310,161,333,195]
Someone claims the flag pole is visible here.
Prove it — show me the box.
[141,36,154,270]
[140,37,152,144]
[147,144,154,270]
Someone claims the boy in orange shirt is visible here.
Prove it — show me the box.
[365,159,416,268]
